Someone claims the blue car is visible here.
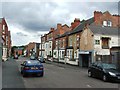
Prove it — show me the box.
[21,60,44,77]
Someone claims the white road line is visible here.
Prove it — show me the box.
[86,84,92,88]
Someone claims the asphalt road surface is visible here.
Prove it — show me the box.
[2,57,119,88]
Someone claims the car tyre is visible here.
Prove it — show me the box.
[103,75,107,82]
[88,71,92,77]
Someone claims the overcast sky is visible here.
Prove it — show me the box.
[1,0,119,46]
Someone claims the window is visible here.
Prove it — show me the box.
[102,38,109,49]
[103,20,112,27]
[77,36,79,41]
[103,21,107,26]
[3,25,5,30]
[95,40,100,45]
[108,21,112,27]
[49,42,51,48]
[67,51,69,56]
[50,51,51,56]
[62,51,64,58]
[70,38,72,46]
[56,41,58,46]
[70,50,72,59]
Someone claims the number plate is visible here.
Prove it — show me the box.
[31,67,38,70]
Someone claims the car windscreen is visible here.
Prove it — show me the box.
[26,61,41,65]
[102,63,117,70]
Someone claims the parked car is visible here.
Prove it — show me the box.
[21,60,44,77]
[88,62,120,82]
[30,55,36,60]
[13,55,18,59]
[38,56,45,63]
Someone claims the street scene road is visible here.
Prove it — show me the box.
[2,57,119,88]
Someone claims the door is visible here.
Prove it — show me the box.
[82,54,89,68]
[96,63,103,78]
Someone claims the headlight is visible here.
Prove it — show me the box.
[109,72,116,76]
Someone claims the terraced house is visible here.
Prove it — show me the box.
[0,18,12,61]
[41,11,120,67]
[66,11,120,67]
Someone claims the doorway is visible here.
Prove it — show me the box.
[81,54,89,68]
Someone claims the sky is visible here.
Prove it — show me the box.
[0,0,119,46]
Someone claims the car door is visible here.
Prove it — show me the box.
[91,62,98,77]
[96,63,103,78]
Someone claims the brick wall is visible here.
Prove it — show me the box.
[26,42,35,57]
[94,11,120,27]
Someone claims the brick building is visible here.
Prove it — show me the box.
[25,42,36,57]
[41,11,120,66]
[0,18,12,61]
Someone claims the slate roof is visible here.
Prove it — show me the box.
[56,17,94,39]
[89,25,119,36]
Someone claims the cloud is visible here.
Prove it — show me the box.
[1,1,119,46]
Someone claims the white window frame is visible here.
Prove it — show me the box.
[103,21,107,26]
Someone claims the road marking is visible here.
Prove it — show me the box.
[86,85,92,88]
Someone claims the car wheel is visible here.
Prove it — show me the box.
[103,75,107,82]
[88,71,92,77]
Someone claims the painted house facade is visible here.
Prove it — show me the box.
[40,35,46,59]
[79,25,119,67]
[78,11,120,67]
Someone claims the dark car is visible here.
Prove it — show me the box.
[38,56,45,63]
[21,60,44,77]
[88,62,120,82]
[30,56,36,60]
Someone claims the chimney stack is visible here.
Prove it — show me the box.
[94,11,102,22]
[71,18,80,30]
